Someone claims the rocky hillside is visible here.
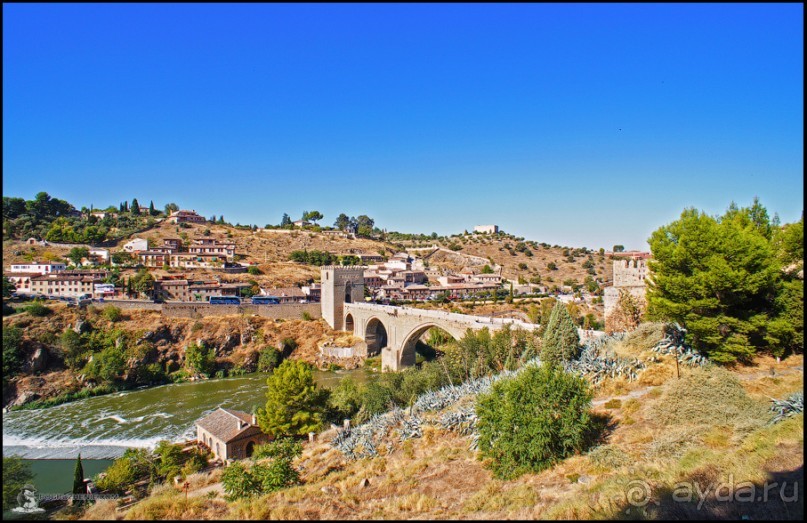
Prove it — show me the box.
[2,302,353,409]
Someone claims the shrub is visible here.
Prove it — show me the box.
[541,301,581,365]
[257,347,283,373]
[96,448,155,493]
[25,301,52,317]
[221,461,260,500]
[476,364,594,479]
[301,311,312,321]
[3,456,34,507]
[3,326,24,381]
[251,458,300,492]
[185,341,216,377]
[247,266,262,275]
[603,398,622,409]
[252,437,303,461]
[588,445,630,470]
[103,306,123,322]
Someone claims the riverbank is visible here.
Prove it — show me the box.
[2,369,371,460]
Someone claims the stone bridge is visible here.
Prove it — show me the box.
[320,266,602,372]
[342,302,538,371]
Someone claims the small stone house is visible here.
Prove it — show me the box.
[195,408,270,461]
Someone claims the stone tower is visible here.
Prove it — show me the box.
[321,266,365,330]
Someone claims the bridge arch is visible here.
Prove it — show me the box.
[399,323,463,369]
[364,317,388,356]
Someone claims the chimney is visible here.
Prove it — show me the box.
[251,415,257,426]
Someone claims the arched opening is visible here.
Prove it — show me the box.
[215,442,221,458]
[245,441,255,458]
[400,325,457,370]
[344,283,352,303]
[345,313,355,334]
[365,318,388,356]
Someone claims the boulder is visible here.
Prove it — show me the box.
[28,347,49,372]
[13,391,41,407]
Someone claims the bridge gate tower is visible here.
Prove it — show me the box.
[321,266,365,331]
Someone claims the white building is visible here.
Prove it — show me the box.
[9,262,66,275]
[123,238,149,253]
[474,225,499,234]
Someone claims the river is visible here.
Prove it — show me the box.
[2,369,370,460]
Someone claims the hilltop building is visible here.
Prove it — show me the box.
[474,225,498,234]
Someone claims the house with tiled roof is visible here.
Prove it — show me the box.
[195,407,270,461]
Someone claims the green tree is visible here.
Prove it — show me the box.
[66,246,89,265]
[334,213,351,230]
[148,200,155,216]
[257,347,283,373]
[476,364,593,479]
[280,213,292,227]
[646,204,782,363]
[303,210,323,224]
[131,199,140,216]
[257,360,328,437]
[185,341,216,377]
[613,245,625,253]
[481,264,494,274]
[3,326,24,383]
[130,268,154,298]
[3,456,34,507]
[541,300,580,365]
[73,453,85,498]
[356,215,375,237]
[164,202,179,215]
[3,275,16,297]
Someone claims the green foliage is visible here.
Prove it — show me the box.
[73,454,85,496]
[96,448,155,493]
[301,311,313,321]
[252,437,303,461]
[646,202,796,363]
[129,268,155,298]
[3,275,16,297]
[546,261,557,270]
[3,326,24,381]
[3,456,34,507]
[289,249,335,265]
[83,345,126,384]
[185,341,216,377]
[222,458,300,501]
[68,246,90,265]
[326,377,364,421]
[25,301,52,317]
[247,265,262,275]
[222,462,259,500]
[541,301,581,365]
[103,306,123,322]
[340,255,360,266]
[257,347,283,373]
[481,264,494,274]
[257,360,329,437]
[476,364,594,479]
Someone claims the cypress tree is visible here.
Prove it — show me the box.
[131,198,140,216]
[148,200,155,216]
[541,301,580,366]
[73,453,85,498]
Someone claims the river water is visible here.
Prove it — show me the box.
[2,369,370,460]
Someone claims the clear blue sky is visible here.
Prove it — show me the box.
[3,3,803,250]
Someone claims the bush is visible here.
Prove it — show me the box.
[476,364,594,479]
[103,306,123,322]
[301,311,312,321]
[3,456,34,507]
[252,437,302,461]
[3,326,24,381]
[96,448,155,493]
[541,301,580,365]
[247,266,262,275]
[257,347,283,373]
[185,341,216,377]
[221,461,259,500]
[25,301,52,317]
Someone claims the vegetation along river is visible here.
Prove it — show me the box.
[2,369,370,460]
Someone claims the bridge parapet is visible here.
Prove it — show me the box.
[344,302,538,331]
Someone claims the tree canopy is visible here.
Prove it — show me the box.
[257,360,328,437]
[646,200,802,363]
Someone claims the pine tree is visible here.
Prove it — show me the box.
[257,360,328,437]
[218,216,225,224]
[124,201,129,212]
[131,198,140,216]
[119,202,124,213]
[73,453,85,499]
[541,301,580,365]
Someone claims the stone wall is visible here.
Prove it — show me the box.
[162,302,322,319]
[92,300,163,311]
[90,300,322,320]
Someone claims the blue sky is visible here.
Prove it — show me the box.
[3,3,803,250]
